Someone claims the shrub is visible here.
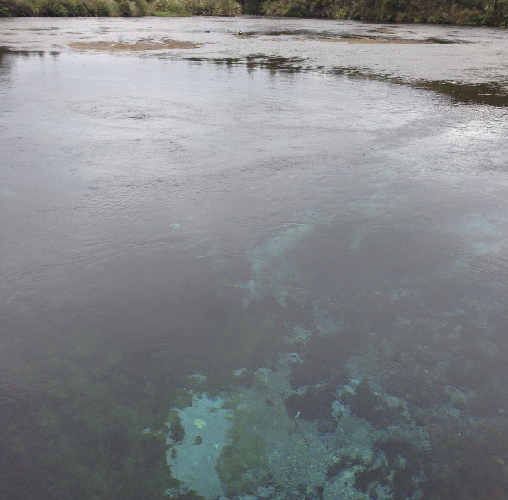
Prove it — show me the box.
[0,0,13,15]
[182,0,240,14]
[238,0,263,13]
[86,0,118,15]
[0,0,38,15]
[118,0,131,13]
[153,0,186,14]
[132,0,148,15]
[40,0,80,16]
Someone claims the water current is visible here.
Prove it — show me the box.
[1,16,508,500]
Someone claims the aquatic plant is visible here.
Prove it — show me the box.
[216,408,270,497]
[423,422,508,499]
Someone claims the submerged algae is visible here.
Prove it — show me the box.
[216,408,270,497]
[166,356,431,499]
[244,223,314,306]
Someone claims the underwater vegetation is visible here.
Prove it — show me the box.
[3,165,508,500]
[2,205,508,500]
[0,323,202,500]
[423,422,508,499]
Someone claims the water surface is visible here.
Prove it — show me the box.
[1,17,508,500]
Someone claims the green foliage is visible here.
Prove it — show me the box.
[179,0,241,15]
[0,0,38,15]
[40,0,80,16]
[116,0,148,17]
[258,0,508,24]
[1,0,504,21]
[152,0,187,14]
[0,0,240,15]
[89,0,117,16]
[262,0,309,16]
[0,0,183,15]
[118,0,132,14]
[132,0,148,15]
[237,0,263,12]
[0,0,124,15]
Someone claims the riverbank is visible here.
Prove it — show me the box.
[0,0,241,18]
[1,0,507,27]
[260,0,508,26]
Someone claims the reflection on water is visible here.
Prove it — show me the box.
[330,66,508,107]
[1,19,508,500]
[416,80,508,107]
[0,46,43,77]
[188,56,508,106]
[188,54,307,73]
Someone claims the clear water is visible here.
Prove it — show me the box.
[1,17,508,500]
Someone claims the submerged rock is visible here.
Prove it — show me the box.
[166,395,233,500]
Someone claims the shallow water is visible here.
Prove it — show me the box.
[1,17,508,500]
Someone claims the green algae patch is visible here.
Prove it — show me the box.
[167,410,185,443]
[423,422,508,499]
[216,408,270,496]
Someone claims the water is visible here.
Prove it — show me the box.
[1,16,508,500]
